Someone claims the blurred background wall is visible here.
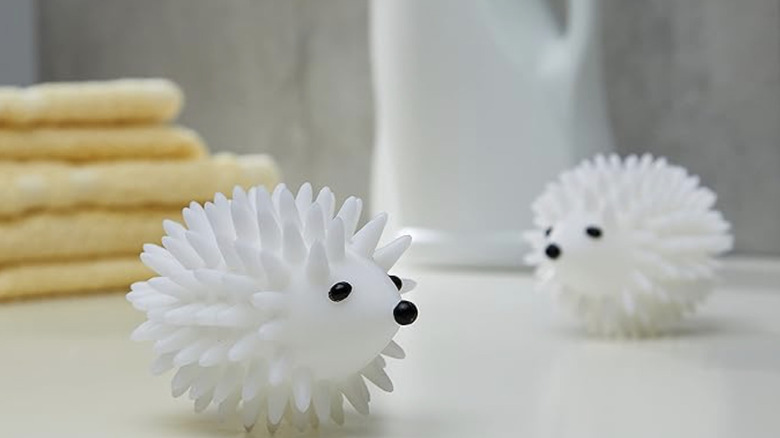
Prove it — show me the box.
[0,0,37,85]
[24,0,780,256]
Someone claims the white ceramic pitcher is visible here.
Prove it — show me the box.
[370,0,614,267]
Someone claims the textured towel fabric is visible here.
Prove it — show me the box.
[0,153,280,218]
[0,256,152,301]
[0,78,182,126]
[0,125,206,162]
[0,209,181,265]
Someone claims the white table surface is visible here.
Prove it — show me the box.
[1,262,779,438]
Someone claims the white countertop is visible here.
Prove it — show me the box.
[1,260,779,438]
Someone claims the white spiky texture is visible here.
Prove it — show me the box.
[127,183,417,433]
[524,154,733,337]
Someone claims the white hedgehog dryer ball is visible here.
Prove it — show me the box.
[524,154,733,336]
[127,183,418,432]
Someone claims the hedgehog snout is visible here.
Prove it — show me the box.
[393,300,418,326]
[545,243,562,260]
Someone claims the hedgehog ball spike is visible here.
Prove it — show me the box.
[524,154,733,337]
[127,182,418,431]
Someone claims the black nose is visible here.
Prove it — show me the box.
[545,244,561,260]
[394,300,418,326]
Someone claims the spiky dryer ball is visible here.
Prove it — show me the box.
[524,154,733,336]
[127,183,418,432]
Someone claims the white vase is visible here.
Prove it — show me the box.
[370,0,614,268]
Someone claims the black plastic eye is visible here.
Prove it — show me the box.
[585,226,603,239]
[544,227,553,237]
[328,282,352,302]
[394,300,418,325]
[389,275,402,291]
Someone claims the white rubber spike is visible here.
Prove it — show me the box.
[315,187,336,221]
[339,375,369,415]
[336,197,362,239]
[267,385,289,426]
[330,391,345,425]
[250,291,288,313]
[373,235,412,271]
[381,340,405,359]
[257,209,281,252]
[260,251,290,289]
[292,368,313,413]
[278,188,301,228]
[306,241,330,282]
[282,222,306,263]
[163,219,187,239]
[242,360,268,401]
[400,279,417,294]
[352,213,388,257]
[296,182,313,216]
[362,362,394,392]
[311,381,331,423]
[325,217,346,261]
[304,203,326,244]
[242,395,263,430]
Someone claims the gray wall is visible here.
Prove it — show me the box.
[35,0,780,255]
[0,0,37,85]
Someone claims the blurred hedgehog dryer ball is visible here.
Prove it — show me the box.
[127,183,418,433]
[524,154,733,337]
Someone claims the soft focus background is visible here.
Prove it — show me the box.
[4,0,779,255]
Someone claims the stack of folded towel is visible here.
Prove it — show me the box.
[0,79,279,300]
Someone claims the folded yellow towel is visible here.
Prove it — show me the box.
[0,153,280,218]
[0,78,182,126]
[0,209,182,265]
[0,125,206,162]
[0,256,151,301]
